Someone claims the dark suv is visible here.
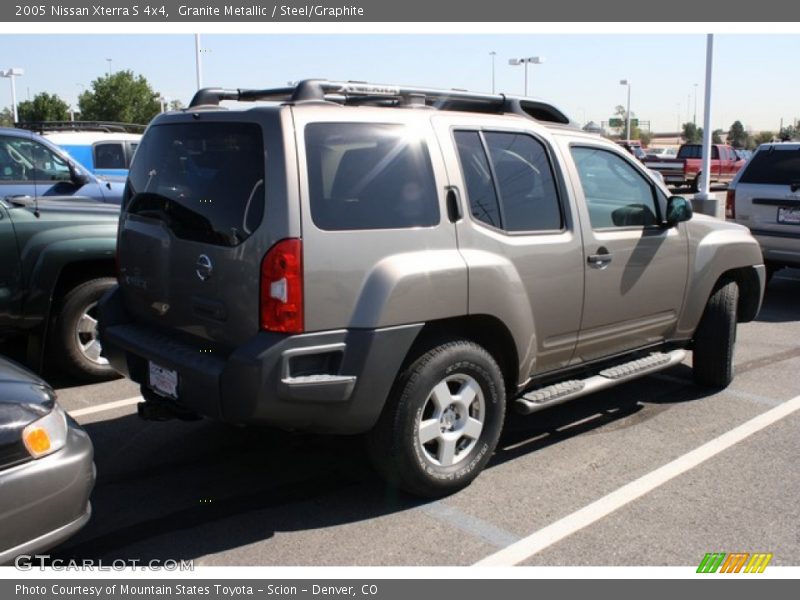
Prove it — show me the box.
[100,80,764,497]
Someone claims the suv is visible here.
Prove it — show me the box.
[99,80,765,497]
[727,142,800,281]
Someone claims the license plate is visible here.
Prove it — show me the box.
[777,206,800,225]
[148,362,178,399]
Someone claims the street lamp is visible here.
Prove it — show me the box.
[195,34,203,90]
[619,79,631,141]
[0,68,24,123]
[489,51,496,94]
[509,56,544,97]
[105,58,112,77]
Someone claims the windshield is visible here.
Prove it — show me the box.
[125,122,265,247]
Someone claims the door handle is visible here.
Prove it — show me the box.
[587,247,612,268]
[446,187,463,223]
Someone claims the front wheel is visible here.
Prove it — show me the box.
[366,340,506,498]
[693,280,738,388]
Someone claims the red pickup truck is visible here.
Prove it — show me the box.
[643,143,744,191]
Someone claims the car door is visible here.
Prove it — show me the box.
[433,115,584,377]
[0,201,21,331]
[0,134,105,202]
[562,142,689,363]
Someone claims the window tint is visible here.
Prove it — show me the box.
[0,136,71,182]
[454,130,562,233]
[740,147,800,185]
[126,122,265,247]
[454,131,501,227]
[571,146,658,228]
[94,143,127,169]
[483,132,562,232]
[305,123,439,231]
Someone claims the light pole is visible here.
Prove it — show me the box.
[105,58,112,77]
[195,34,203,90]
[0,68,24,123]
[489,51,496,94]
[693,83,698,125]
[509,56,544,97]
[620,79,631,141]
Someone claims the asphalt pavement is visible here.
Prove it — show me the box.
[6,267,788,567]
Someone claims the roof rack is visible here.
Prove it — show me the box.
[188,79,573,125]
[15,121,146,134]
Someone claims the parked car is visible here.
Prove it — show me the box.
[615,139,647,161]
[99,80,765,498]
[0,192,119,380]
[646,147,677,159]
[0,127,124,203]
[0,356,94,565]
[644,143,745,191]
[727,142,800,280]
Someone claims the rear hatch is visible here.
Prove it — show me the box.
[117,110,289,349]
[734,144,800,236]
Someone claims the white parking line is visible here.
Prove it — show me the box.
[69,396,142,418]
[474,393,800,566]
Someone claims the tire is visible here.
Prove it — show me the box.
[693,280,738,388]
[53,277,118,382]
[366,340,506,498]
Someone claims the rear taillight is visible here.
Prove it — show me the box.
[726,188,736,220]
[260,238,304,333]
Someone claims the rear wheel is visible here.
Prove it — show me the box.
[366,340,506,497]
[54,277,118,382]
[693,280,738,388]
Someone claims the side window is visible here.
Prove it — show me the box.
[571,146,659,229]
[305,122,440,231]
[94,143,127,169]
[453,131,501,228]
[0,136,71,182]
[454,130,563,232]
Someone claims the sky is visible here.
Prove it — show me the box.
[0,33,797,133]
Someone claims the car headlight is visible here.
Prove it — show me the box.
[22,404,68,459]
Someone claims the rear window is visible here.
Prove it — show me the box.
[94,142,126,169]
[305,122,439,231]
[125,122,265,247]
[740,147,800,186]
[678,145,720,160]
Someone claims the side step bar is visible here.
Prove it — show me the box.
[515,350,687,415]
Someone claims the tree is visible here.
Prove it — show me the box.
[753,131,775,146]
[712,129,723,144]
[682,122,701,143]
[0,107,12,127]
[17,92,70,123]
[169,99,185,111]
[779,125,798,141]
[78,70,160,124]
[727,121,748,148]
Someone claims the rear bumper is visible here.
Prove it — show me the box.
[750,229,800,268]
[99,287,421,434]
[0,423,95,565]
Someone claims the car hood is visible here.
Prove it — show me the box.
[0,357,56,470]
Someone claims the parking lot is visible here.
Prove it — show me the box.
[6,268,790,567]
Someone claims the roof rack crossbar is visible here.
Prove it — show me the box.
[187,79,572,125]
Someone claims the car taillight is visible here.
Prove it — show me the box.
[260,238,304,333]
[726,188,736,219]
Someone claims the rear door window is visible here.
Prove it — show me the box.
[740,147,800,185]
[94,142,127,169]
[305,122,440,231]
[125,122,265,247]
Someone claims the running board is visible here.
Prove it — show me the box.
[515,350,687,415]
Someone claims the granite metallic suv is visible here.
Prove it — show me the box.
[99,80,766,497]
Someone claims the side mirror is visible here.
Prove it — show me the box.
[68,161,90,186]
[665,196,693,227]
